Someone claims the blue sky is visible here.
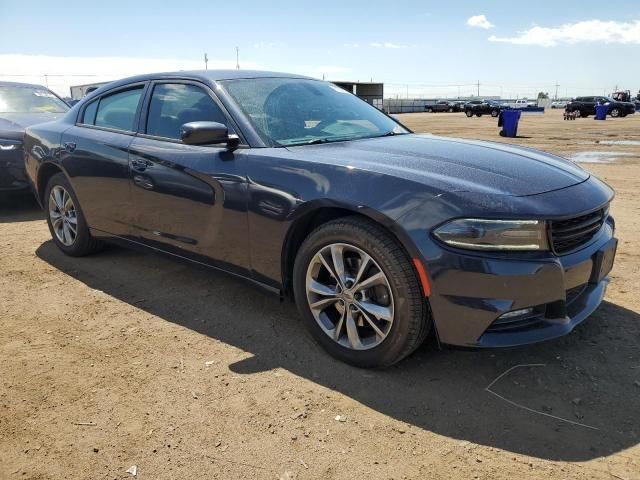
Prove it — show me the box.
[1,0,639,98]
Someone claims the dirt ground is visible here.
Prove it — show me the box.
[1,108,639,480]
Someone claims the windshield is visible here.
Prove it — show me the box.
[222,78,407,146]
[0,86,69,114]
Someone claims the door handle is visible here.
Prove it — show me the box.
[130,157,152,172]
[62,142,76,153]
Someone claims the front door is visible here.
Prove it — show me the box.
[127,81,250,276]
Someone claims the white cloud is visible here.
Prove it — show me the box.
[467,15,494,30]
[0,54,261,96]
[368,42,407,49]
[488,19,640,47]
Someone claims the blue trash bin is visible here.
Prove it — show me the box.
[499,110,521,137]
[595,104,607,120]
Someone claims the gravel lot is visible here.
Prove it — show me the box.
[1,109,639,479]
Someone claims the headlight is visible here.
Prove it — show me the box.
[0,139,22,151]
[433,218,549,251]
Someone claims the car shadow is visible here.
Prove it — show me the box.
[36,240,640,462]
[0,193,43,223]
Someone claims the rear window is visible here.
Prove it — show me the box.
[79,87,144,131]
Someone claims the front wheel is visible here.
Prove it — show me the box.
[293,217,430,368]
[491,109,499,117]
[45,173,102,256]
[426,108,433,113]
[476,113,483,117]
[465,110,473,117]
[610,108,620,118]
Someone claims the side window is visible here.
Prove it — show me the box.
[82,99,98,124]
[146,83,229,140]
[94,87,144,131]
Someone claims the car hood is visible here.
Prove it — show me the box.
[0,112,65,139]
[285,134,589,197]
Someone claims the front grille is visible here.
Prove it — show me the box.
[550,209,606,255]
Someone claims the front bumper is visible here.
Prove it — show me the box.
[0,146,29,192]
[425,221,616,348]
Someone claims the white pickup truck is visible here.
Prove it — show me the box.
[511,99,537,108]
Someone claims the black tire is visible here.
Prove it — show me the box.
[426,108,433,113]
[292,216,431,368]
[575,109,583,118]
[44,172,102,256]
[465,110,473,118]
[491,109,499,117]
[448,108,453,113]
[476,113,483,117]
[610,108,620,118]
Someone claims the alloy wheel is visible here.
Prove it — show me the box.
[305,243,395,350]
[49,185,78,246]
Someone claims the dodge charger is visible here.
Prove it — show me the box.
[23,71,617,367]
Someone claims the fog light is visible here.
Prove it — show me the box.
[499,307,534,319]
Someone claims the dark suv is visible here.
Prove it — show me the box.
[464,100,505,118]
[426,101,458,113]
[565,96,635,118]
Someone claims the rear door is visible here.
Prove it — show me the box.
[60,83,146,236]
[126,80,250,275]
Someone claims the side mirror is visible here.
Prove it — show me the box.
[180,121,239,148]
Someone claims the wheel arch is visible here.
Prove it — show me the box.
[36,162,67,205]
[280,200,425,299]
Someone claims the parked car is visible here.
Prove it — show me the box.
[425,101,456,113]
[24,70,617,367]
[451,100,466,112]
[464,100,505,117]
[513,99,537,108]
[565,96,635,118]
[0,82,69,194]
[551,100,568,109]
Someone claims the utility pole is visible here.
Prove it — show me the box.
[235,47,240,70]
[204,53,208,70]
[477,80,480,97]
[554,82,559,100]
[44,74,49,88]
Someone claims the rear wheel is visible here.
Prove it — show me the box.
[476,113,483,117]
[610,108,620,118]
[575,109,583,118]
[293,216,430,368]
[491,109,499,117]
[426,108,433,113]
[45,173,102,256]
[448,108,453,113]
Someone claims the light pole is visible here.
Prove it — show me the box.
[204,53,208,70]
[236,47,240,70]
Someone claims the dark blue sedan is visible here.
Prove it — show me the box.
[23,70,617,367]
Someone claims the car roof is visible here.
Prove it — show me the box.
[0,80,49,89]
[99,69,314,90]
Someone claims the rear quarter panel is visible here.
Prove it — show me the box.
[24,121,70,201]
